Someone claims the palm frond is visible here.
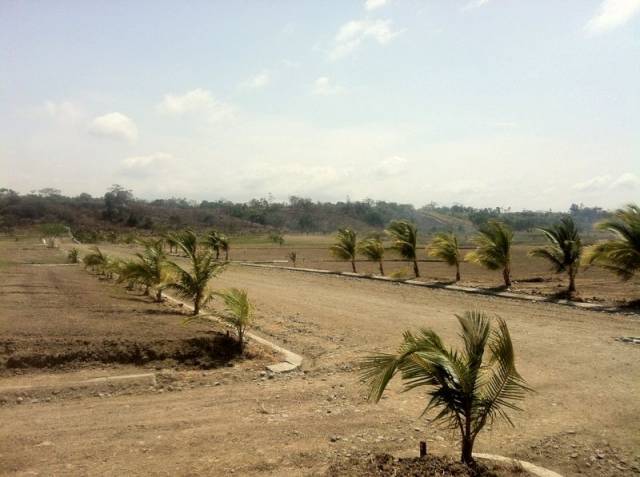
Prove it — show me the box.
[529,216,582,274]
[466,221,512,271]
[385,220,418,260]
[357,238,385,262]
[330,228,357,261]
[585,204,640,280]
[426,232,460,267]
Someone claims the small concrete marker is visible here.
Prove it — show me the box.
[266,362,298,373]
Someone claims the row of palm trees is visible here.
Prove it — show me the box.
[330,204,640,295]
[81,230,253,351]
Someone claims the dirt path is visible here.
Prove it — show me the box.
[1,243,639,476]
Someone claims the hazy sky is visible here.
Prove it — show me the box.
[1,0,639,210]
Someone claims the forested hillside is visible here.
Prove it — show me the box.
[0,186,609,240]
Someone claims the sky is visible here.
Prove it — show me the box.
[1,0,639,211]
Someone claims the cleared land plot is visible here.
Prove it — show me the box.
[98,234,640,306]
[0,242,263,373]
[1,241,639,476]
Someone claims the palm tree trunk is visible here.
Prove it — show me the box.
[413,258,420,278]
[225,250,229,261]
[193,292,200,315]
[568,266,576,294]
[238,328,244,353]
[455,263,461,282]
[461,414,475,465]
[379,261,384,276]
[461,435,474,465]
[156,289,163,302]
[502,263,511,287]
[351,259,357,273]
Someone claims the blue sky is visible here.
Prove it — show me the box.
[1,0,639,210]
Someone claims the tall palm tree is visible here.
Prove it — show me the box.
[466,221,513,287]
[583,204,640,280]
[330,228,358,273]
[357,238,385,275]
[361,311,531,465]
[118,239,171,301]
[386,220,420,277]
[214,288,254,352]
[205,230,221,260]
[530,217,582,294]
[426,232,461,282]
[166,230,225,315]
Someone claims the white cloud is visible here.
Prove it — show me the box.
[43,101,82,123]
[157,88,215,114]
[312,77,344,96]
[242,70,270,89]
[88,112,138,143]
[461,0,490,12]
[572,173,640,192]
[611,172,640,189]
[572,174,612,191]
[371,156,408,178]
[329,19,403,60]
[365,0,389,11]
[585,0,640,34]
[120,152,173,178]
[157,88,232,121]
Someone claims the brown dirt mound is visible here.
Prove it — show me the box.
[1,334,242,371]
[327,453,527,477]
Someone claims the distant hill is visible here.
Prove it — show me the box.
[0,186,610,241]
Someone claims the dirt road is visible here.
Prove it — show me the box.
[1,243,639,476]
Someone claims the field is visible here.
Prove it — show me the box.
[139,233,639,305]
[1,237,639,476]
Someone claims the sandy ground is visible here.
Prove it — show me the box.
[1,241,639,476]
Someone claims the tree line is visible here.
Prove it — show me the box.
[1,186,610,236]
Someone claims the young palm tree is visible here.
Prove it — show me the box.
[530,217,582,294]
[214,288,254,352]
[386,220,420,277]
[218,234,230,261]
[330,228,358,273]
[288,251,297,267]
[583,204,640,280]
[167,230,225,315]
[67,248,79,264]
[82,246,110,275]
[357,238,385,275]
[118,239,171,301]
[426,232,461,282]
[361,310,531,465]
[466,221,513,287]
[205,230,221,260]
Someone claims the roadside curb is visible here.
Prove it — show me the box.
[236,262,632,315]
[474,453,563,477]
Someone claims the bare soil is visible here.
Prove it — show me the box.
[222,239,640,306]
[1,240,639,476]
[0,242,266,374]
